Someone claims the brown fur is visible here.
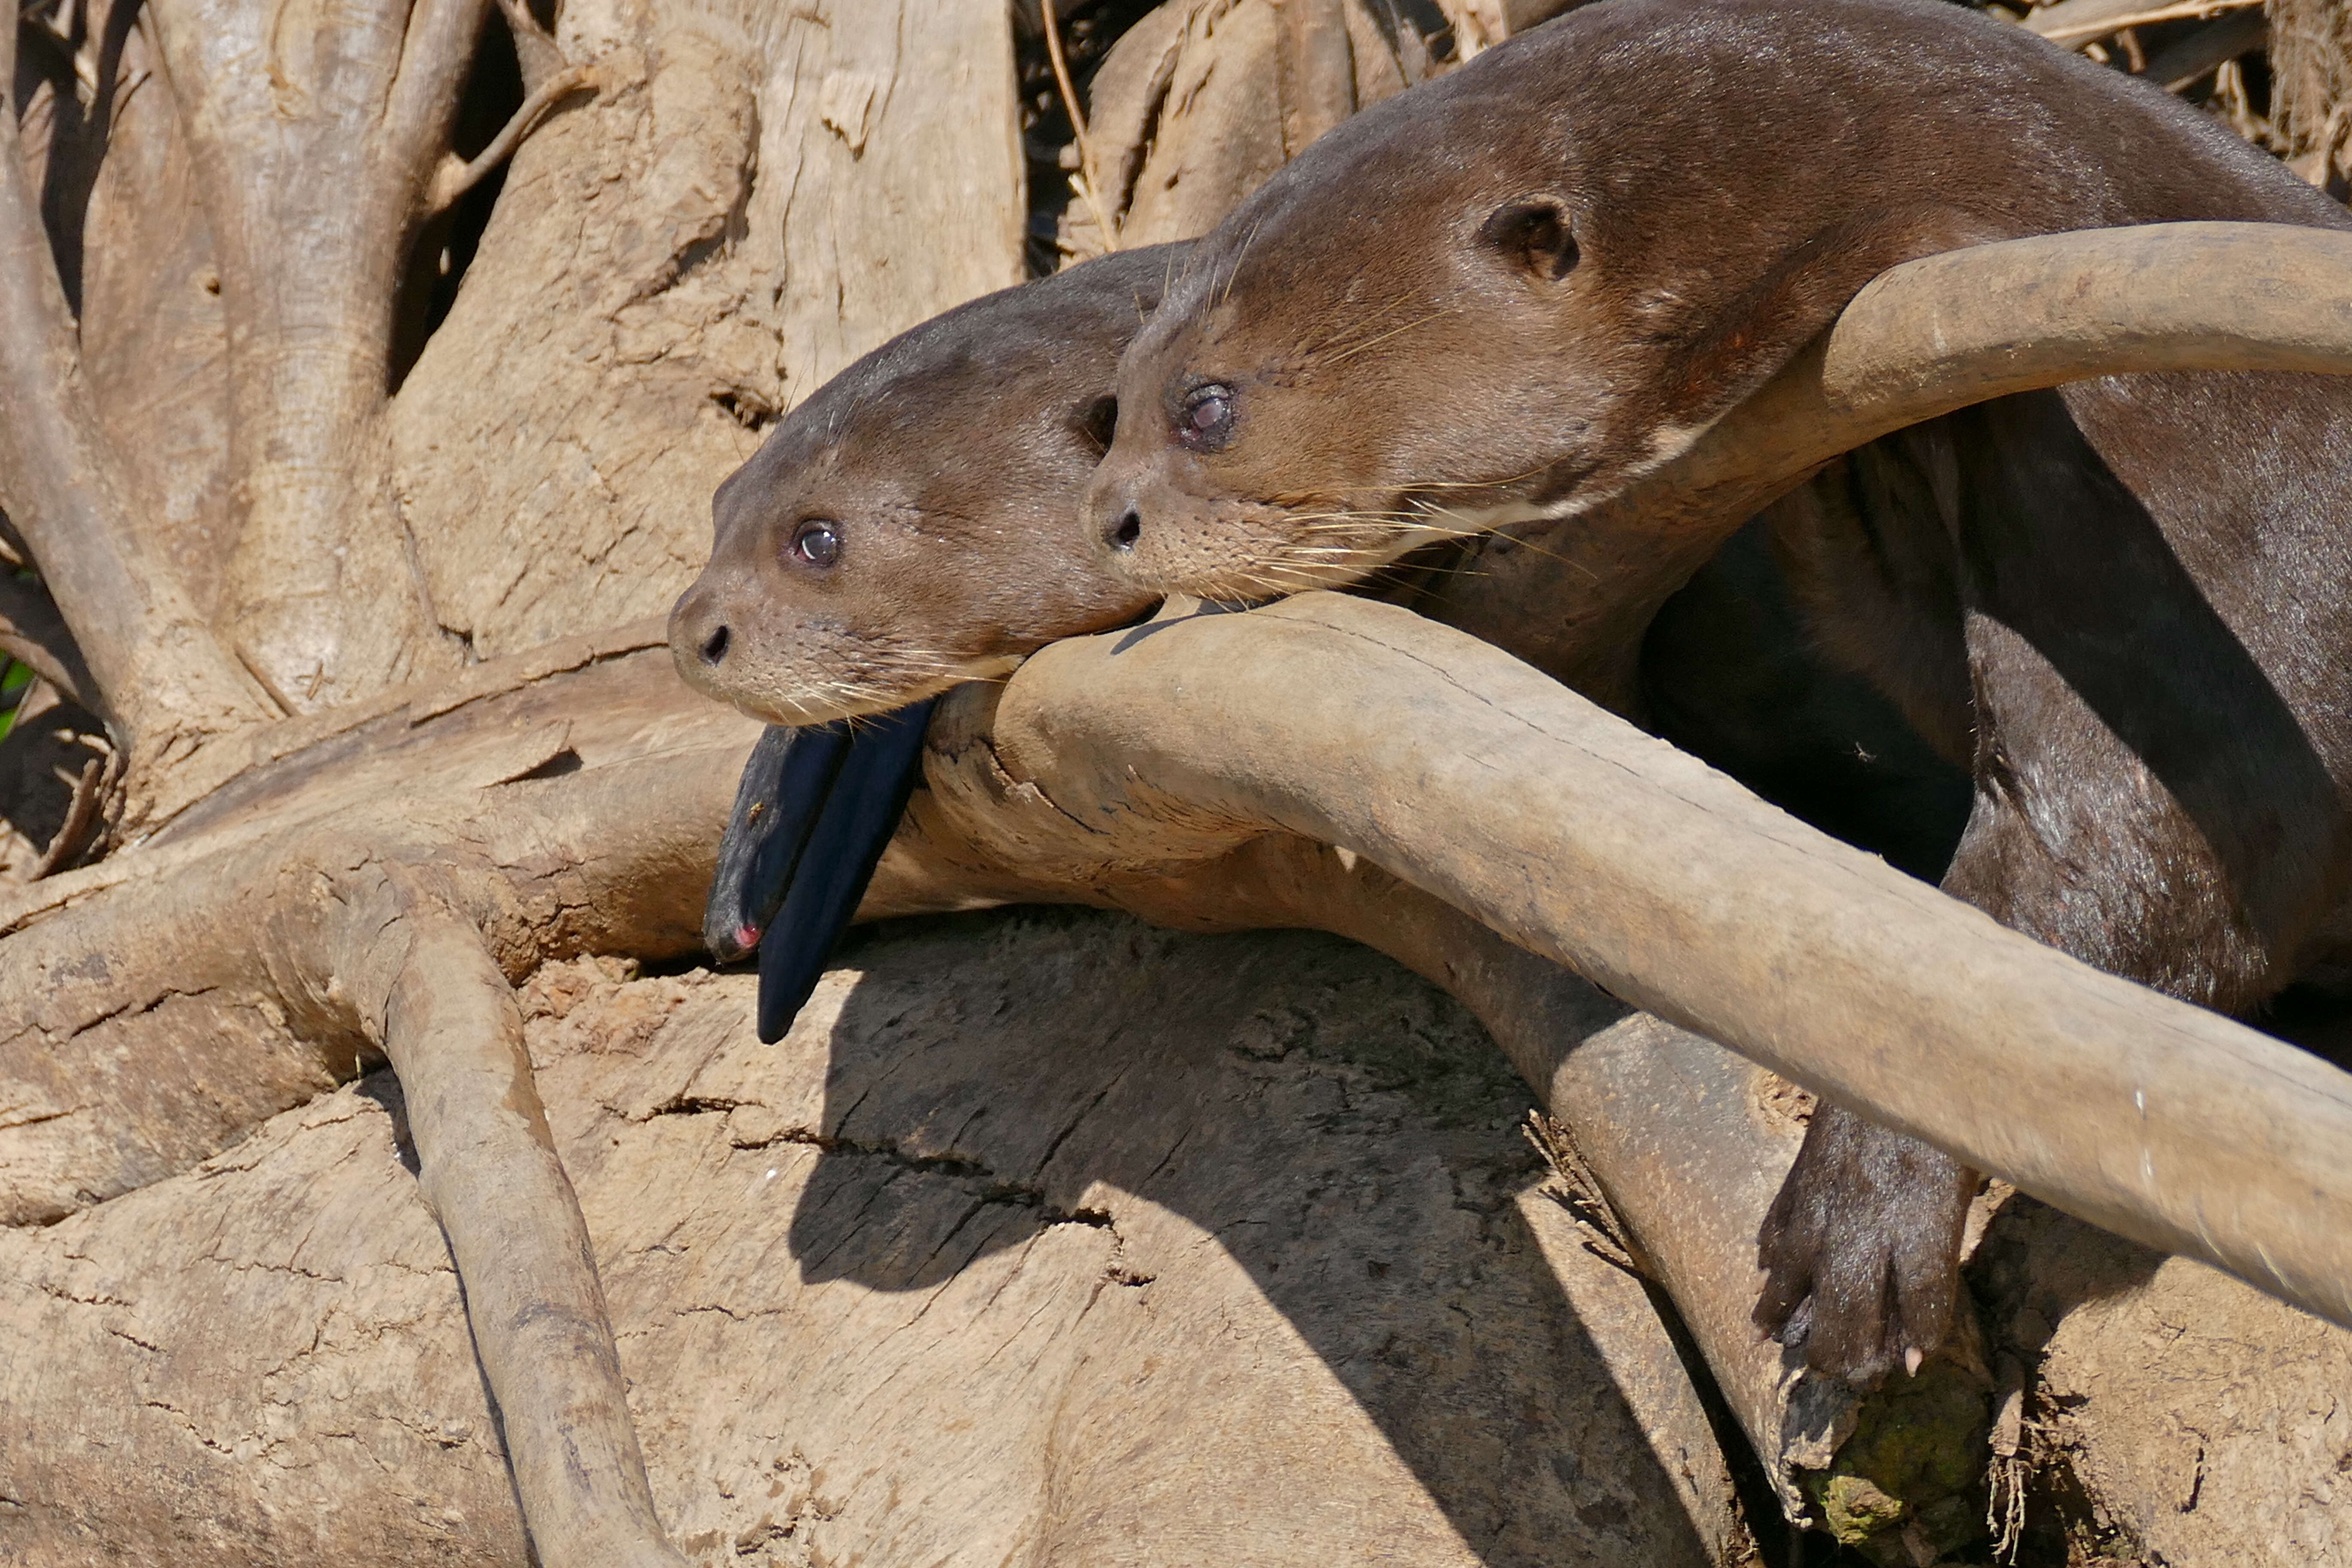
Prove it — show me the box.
[670,245,1185,725]
[1084,0,2352,1385]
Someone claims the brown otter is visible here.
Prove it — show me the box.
[671,220,1967,1070]
[1081,0,2352,1384]
[671,246,1182,1035]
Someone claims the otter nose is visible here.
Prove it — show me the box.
[1084,463,1147,559]
[668,582,735,677]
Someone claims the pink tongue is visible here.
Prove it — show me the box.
[737,926,761,949]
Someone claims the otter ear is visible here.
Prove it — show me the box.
[1478,198,1579,282]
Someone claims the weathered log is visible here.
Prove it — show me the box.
[9,590,2349,1557]
[917,591,2352,1338]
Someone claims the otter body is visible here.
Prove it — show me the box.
[1084,0,2352,1382]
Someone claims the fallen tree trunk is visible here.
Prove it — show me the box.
[930,591,2352,1341]
[0,932,1749,1568]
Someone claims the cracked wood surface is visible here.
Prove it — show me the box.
[0,937,1743,1567]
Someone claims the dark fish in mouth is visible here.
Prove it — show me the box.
[704,696,941,1043]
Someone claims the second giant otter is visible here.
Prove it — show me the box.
[1083,0,2352,1383]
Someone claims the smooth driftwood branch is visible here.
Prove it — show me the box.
[1812,222,2352,417]
[1423,221,2352,700]
[0,20,276,765]
[933,592,2352,1336]
[331,869,688,1568]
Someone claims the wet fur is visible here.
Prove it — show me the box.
[1092,0,2352,1384]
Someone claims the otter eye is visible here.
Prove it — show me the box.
[1177,383,1235,452]
[790,520,841,569]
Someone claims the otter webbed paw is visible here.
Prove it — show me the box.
[1754,1103,1977,1386]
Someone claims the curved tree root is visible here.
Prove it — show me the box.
[354,876,686,1568]
[0,625,731,1565]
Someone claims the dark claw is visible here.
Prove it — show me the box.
[753,698,938,1043]
[1754,1102,1977,1387]
[704,722,854,963]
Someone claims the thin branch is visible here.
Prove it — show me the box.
[2022,0,2262,49]
[0,572,97,710]
[423,61,595,219]
[1042,0,1119,254]
[31,751,105,879]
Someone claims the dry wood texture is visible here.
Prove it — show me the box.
[6,0,2352,1563]
[0,937,1743,1568]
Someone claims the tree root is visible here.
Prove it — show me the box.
[424,62,599,219]
[0,627,731,1564]
[0,13,276,764]
[357,875,686,1568]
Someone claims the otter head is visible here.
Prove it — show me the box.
[1081,0,2067,601]
[671,247,1183,724]
[1082,63,1648,602]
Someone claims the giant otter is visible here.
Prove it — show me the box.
[671,245,1188,728]
[671,246,1182,1034]
[1081,0,2352,1384]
